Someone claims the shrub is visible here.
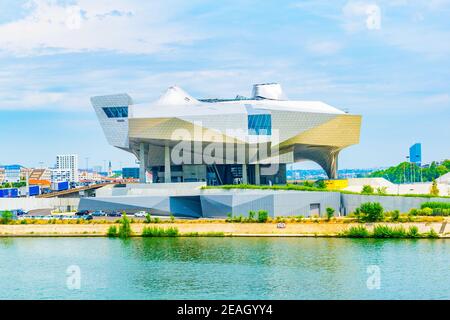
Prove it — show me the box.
[391,210,400,221]
[406,226,420,238]
[376,187,387,195]
[0,211,13,224]
[169,213,175,222]
[421,202,450,210]
[118,213,132,238]
[257,210,269,223]
[425,228,439,239]
[353,208,361,219]
[344,226,370,238]
[390,226,407,238]
[314,180,326,189]
[372,225,406,238]
[142,226,179,237]
[248,210,256,221]
[373,225,393,238]
[144,213,152,224]
[326,207,335,220]
[359,202,384,222]
[361,185,374,194]
[107,225,118,237]
[303,181,314,188]
[429,180,439,196]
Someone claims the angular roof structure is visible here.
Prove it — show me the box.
[91,83,361,182]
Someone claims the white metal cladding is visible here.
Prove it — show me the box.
[91,93,133,149]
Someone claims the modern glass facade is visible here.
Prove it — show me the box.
[248,114,272,135]
[102,106,128,118]
[409,143,421,165]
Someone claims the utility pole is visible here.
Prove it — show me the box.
[405,156,409,184]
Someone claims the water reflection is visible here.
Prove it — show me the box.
[0,237,448,299]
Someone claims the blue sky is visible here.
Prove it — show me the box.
[0,0,449,170]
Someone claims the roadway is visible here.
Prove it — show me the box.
[36,182,117,198]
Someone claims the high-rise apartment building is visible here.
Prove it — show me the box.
[55,154,79,182]
[409,143,422,166]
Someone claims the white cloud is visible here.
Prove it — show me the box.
[342,1,381,31]
[306,41,343,55]
[0,0,202,56]
[423,93,450,105]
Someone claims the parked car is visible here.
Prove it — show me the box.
[91,210,107,217]
[83,215,93,221]
[12,209,27,216]
[134,211,148,218]
[75,210,90,216]
[107,211,122,217]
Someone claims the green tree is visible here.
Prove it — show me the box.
[369,160,450,183]
[118,213,132,238]
[0,211,13,224]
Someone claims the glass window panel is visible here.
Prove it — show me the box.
[102,106,128,118]
[248,114,271,135]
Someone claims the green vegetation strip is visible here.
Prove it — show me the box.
[341,225,440,239]
[204,184,449,198]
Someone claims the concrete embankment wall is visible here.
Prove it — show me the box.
[0,198,79,212]
[341,194,450,214]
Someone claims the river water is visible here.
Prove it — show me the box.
[0,237,448,299]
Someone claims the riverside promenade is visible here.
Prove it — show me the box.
[0,221,448,237]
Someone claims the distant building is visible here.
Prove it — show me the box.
[79,170,104,182]
[108,161,112,177]
[0,168,4,183]
[3,165,22,183]
[92,165,102,173]
[122,167,140,179]
[55,154,79,182]
[409,143,422,166]
[51,168,73,183]
[29,168,51,181]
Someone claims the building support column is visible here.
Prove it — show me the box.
[139,142,146,183]
[164,144,171,183]
[255,163,260,185]
[242,164,248,184]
